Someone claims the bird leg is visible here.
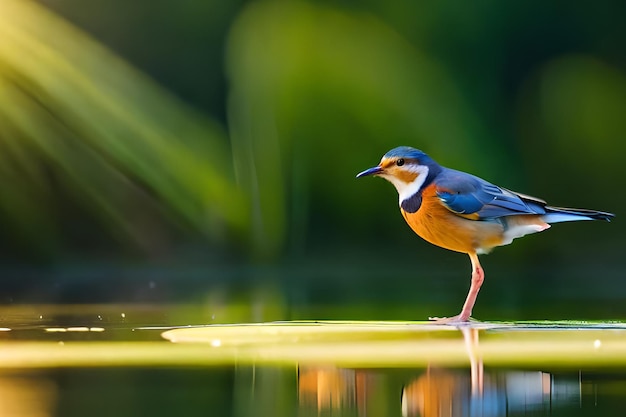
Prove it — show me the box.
[458,252,484,321]
[430,252,484,324]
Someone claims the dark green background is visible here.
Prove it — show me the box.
[0,0,623,320]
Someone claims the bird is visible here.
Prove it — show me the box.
[356,146,614,323]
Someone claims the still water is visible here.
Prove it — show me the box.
[1,304,626,417]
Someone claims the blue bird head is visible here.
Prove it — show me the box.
[356,146,442,202]
[382,146,428,160]
[356,147,440,179]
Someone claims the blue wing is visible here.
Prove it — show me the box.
[435,168,546,219]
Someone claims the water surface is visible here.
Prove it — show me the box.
[1,304,626,416]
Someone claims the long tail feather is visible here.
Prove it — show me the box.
[543,206,615,223]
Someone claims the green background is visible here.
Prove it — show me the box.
[0,0,623,320]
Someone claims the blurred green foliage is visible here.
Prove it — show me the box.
[0,0,623,309]
[0,0,247,258]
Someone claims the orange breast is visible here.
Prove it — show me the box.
[400,184,504,254]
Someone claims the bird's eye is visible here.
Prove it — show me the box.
[396,158,405,167]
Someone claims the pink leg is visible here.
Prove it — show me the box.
[458,252,484,321]
[430,252,484,323]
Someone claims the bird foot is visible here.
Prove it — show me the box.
[428,314,475,325]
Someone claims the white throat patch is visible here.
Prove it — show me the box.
[381,165,430,205]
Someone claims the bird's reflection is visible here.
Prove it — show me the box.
[401,368,566,417]
[297,327,582,417]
